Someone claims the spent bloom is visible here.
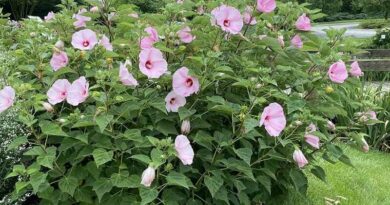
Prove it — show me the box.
[73,9,91,28]
[278,35,285,47]
[211,5,243,34]
[293,149,308,168]
[327,120,336,131]
[295,13,311,31]
[44,11,55,21]
[90,6,99,13]
[0,86,15,113]
[175,135,195,165]
[328,60,348,83]
[47,79,71,105]
[304,134,320,149]
[259,103,287,137]
[71,29,98,50]
[306,123,317,133]
[140,27,159,49]
[350,61,363,77]
[243,6,257,25]
[291,34,303,48]
[50,51,69,71]
[172,67,200,97]
[67,77,89,106]
[177,27,196,43]
[42,102,54,112]
[165,91,186,112]
[99,35,113,51]
[119,61,138,87]
[140,166,155,187]
[139,48,168,79]
[257,0,277,13]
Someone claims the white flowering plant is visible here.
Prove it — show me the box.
[3,0,376,204]
[373,27,390,48]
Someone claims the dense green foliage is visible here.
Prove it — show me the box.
[0,0,379,204]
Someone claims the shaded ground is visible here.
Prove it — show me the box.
[312,22,376,38]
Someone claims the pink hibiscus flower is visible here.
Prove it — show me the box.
[259,103,287,137]
[304,134,320,149]
[165,91,186,112]
[67,77,89,106]
[211,5,243,34]
[328,60,348,83]
[243,6,257,25]
[140,27,159,49]
[73,9,91,28]
[44,11,55,21]
[350,61,363,77]
[257,0,276,13]
[47,79,71,105]
[291,34,303,48]
[293,149,308,168]
[295,13,311,31]
[177,27,196,43]
[172,67,200,97]
[139,48,167,79]
[71,29,98,50]
[99,35,113,51]
[175,135,195,165]
[0,86,15,113]
[119,61,138,87]
[50,51,69,71]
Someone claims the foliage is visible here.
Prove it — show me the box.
[359,19,390,29]
[2,0,373,204]
[373,27,390,49]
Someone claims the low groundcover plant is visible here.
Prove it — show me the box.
[2,0,377,204]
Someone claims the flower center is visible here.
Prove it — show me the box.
[223,19,230,27]
[83,41,90,47]
[170,98,176,104]
[265,116,271,121]
[185,78,193,87]
[61,91,66,96]
[145,61,152,69]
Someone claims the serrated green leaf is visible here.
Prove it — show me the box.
[58,176,78,196]
[166,171,192,189]
[96,114,114,133]
[111,173,140,188]
[204,175,223,198]
[234,148,253,165]
[92,178,113,202]
[7,136,28,151]
[140,187,158,205]
[92,148,113,167]
[36,147,57,169]
[39,121,68,137]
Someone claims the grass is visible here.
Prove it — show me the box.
[313,19,385,26]
[274,145,390,205]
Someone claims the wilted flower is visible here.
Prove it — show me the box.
[140,166,155,187]
[278,35,285,47]
[119,61,138,87]
[175,135,194,165]
[327,120,336,131]
[73,9,91,28]
[90,6,99,13]
[42,102,54,112]
[99,35,113,51]
[259,103,287,137]
[293,149,308,168]
[243,6,257,25]
[306,123,317,133]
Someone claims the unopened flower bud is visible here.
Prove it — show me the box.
[294,120,303,126]
[181,120,191,135]
[58,118,66,123]
[327,120,336,131]
[106,57,113,64]
[90,6,99,13]
[54,40,64,50]
[255,83,263,89]
[325,86,334,94]
[42,102,54,112]
[80,51,86,59]
[140,166,155,187]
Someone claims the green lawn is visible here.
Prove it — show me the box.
[276,145,390,205]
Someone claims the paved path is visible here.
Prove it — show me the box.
[366,82,390,92]
[312,22,377,38]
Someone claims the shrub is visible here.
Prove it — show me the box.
[359,19,390,29]
[373,27,390,48]
[3,0,374,204]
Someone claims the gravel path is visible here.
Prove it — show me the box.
[312,22,377,38]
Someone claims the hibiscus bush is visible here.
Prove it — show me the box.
[3,0,371,204]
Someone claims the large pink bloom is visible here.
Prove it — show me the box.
[99,35,113,51]
[47,79,71,105]
[304,134,320,149]
[295,13,311,31]
[50,51,69,71]
[259,103,286,137]
[328,61,348,83]
[257,0,276,13]
[140,166,155,187]
[172,67,200,97]
[67,77,89,106]
[211,5,243,34]
[119,61,138,87]
[177,27,196,43]
[0,86,15,113]
[139,48,167,79]
[175,135,194,165]
[291,34,303,48]
[350,61,363,77]
[44,11,55,21]
[140,27,159,49]
[71,29,98,50]
[293,149,308,168]
[165,91,186,112]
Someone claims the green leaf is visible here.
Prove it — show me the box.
[286,98,306,114]
[39,121,68,137]
[166,171,192,189]
[29,172,47,193]
[15,181,29,193]
[92,178,113,202]
[150,101,168,114]
[96,114,114,133]
[311,166,327,182]
[234,148,253,165]
[243,118,258,134]
[178,107,196,121]
[24,146,45,156]
[122,129,142,141]
[204,175,223,198]
[257,175,271,194]
[37,147,57,169]
[130,154,151,164]
[289,169,308,194]
[156,120,177,136]
[92,148,114,167]
[7,136,28,151]
[58,176,78,196]
[111,173,140,188]
[139,187,158,205]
